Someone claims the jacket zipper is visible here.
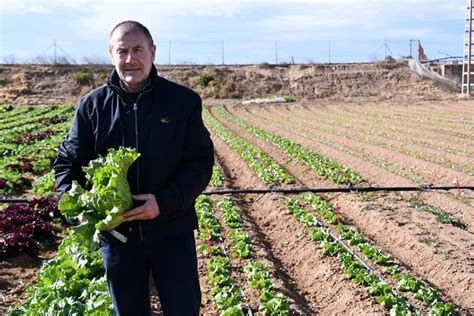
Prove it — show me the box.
[132,102,144,241]
[112,83,151,241]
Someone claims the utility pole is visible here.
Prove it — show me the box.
[222,40,224,65]
[275,41,278,64]
[54,40,57,64]
[409,39,420,60]
[328,40,331,63]
[463,0,474,94]
[168,41,171,65]
[409,40,412,58]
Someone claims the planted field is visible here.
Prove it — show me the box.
[202,100,473,314]
[1,99,473,315]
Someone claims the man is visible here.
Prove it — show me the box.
[54,21,214,315]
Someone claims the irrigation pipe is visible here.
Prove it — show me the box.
[1,185,473,204]
[202,185,474,195]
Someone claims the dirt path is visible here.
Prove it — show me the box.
[0,254,45,313]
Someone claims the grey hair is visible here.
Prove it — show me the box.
[109,20,154,48]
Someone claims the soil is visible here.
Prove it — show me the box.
[209,103,473,313]
[208,131,385,314]
[1,61,472,314]
[237,102,474,223]
[0,251,55,313]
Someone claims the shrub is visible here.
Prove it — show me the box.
[71,68,93,85]
[195,75,213,87]
[0,76,8,86]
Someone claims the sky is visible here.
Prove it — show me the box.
[0,0,467,64]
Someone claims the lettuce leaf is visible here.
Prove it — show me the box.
[58,147,140,243]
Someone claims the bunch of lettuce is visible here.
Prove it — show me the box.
[58,147,140,244]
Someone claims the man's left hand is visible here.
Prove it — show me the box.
[123,194,160,221]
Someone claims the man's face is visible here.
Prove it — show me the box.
[109,30,156,92]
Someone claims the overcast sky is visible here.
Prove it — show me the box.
[0,0,466,64]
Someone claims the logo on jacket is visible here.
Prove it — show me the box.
[160,117,170,124]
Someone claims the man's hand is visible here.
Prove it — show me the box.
[123,194,160,222]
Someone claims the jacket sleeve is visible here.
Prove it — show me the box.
[154,96,214,214]
[53,98,95,200]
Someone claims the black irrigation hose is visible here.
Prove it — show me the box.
[202,185,474,195]
[1,185,473,204]
[1,198,29,204]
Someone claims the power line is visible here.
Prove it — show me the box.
[55,42,77,64]
[35,40,76,64]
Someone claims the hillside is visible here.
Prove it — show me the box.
[0,60,460,105]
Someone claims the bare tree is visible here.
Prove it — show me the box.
[2,54,16,64]
[82,55,110,65]
[33,55,73,64]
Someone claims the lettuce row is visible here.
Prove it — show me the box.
[216,197,290,315]
[10,234,113,315]
[195,196,246,315]
[203,108,295,185]
[216,106,365,185]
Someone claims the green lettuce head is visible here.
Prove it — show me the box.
[58,147,140,244]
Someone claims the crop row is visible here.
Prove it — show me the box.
[285,196,414,314]
[0,106,75,195]
[215,106,366,185]
[0,197,64,261]
[206,107,403,311]
[211,164,225,188]
[11,233,113,315]
[284,107,473,158]
[242,107,432,183]
[241,108,472,207]
[0,106,73,144]
[0,106,53,129]
[196,194,291,315]
[0,105,73,132]
[216,197,290,314]
[209,149,290,313]
[7,196,112,314]
[203,108,295,185]
[0,105,36,122]
[204,107,458,314]
[0,134,66,194]
[302,106,473,149]
[195,195,248,315]
[287,194,457,315]
[2,122,70,161]
[332,106,473,140]
[263,108,473,177]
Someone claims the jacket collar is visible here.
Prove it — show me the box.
[107,64,159,94]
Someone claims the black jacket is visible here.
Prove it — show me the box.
[54,65,214,240]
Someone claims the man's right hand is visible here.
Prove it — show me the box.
[123,194,160,221]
